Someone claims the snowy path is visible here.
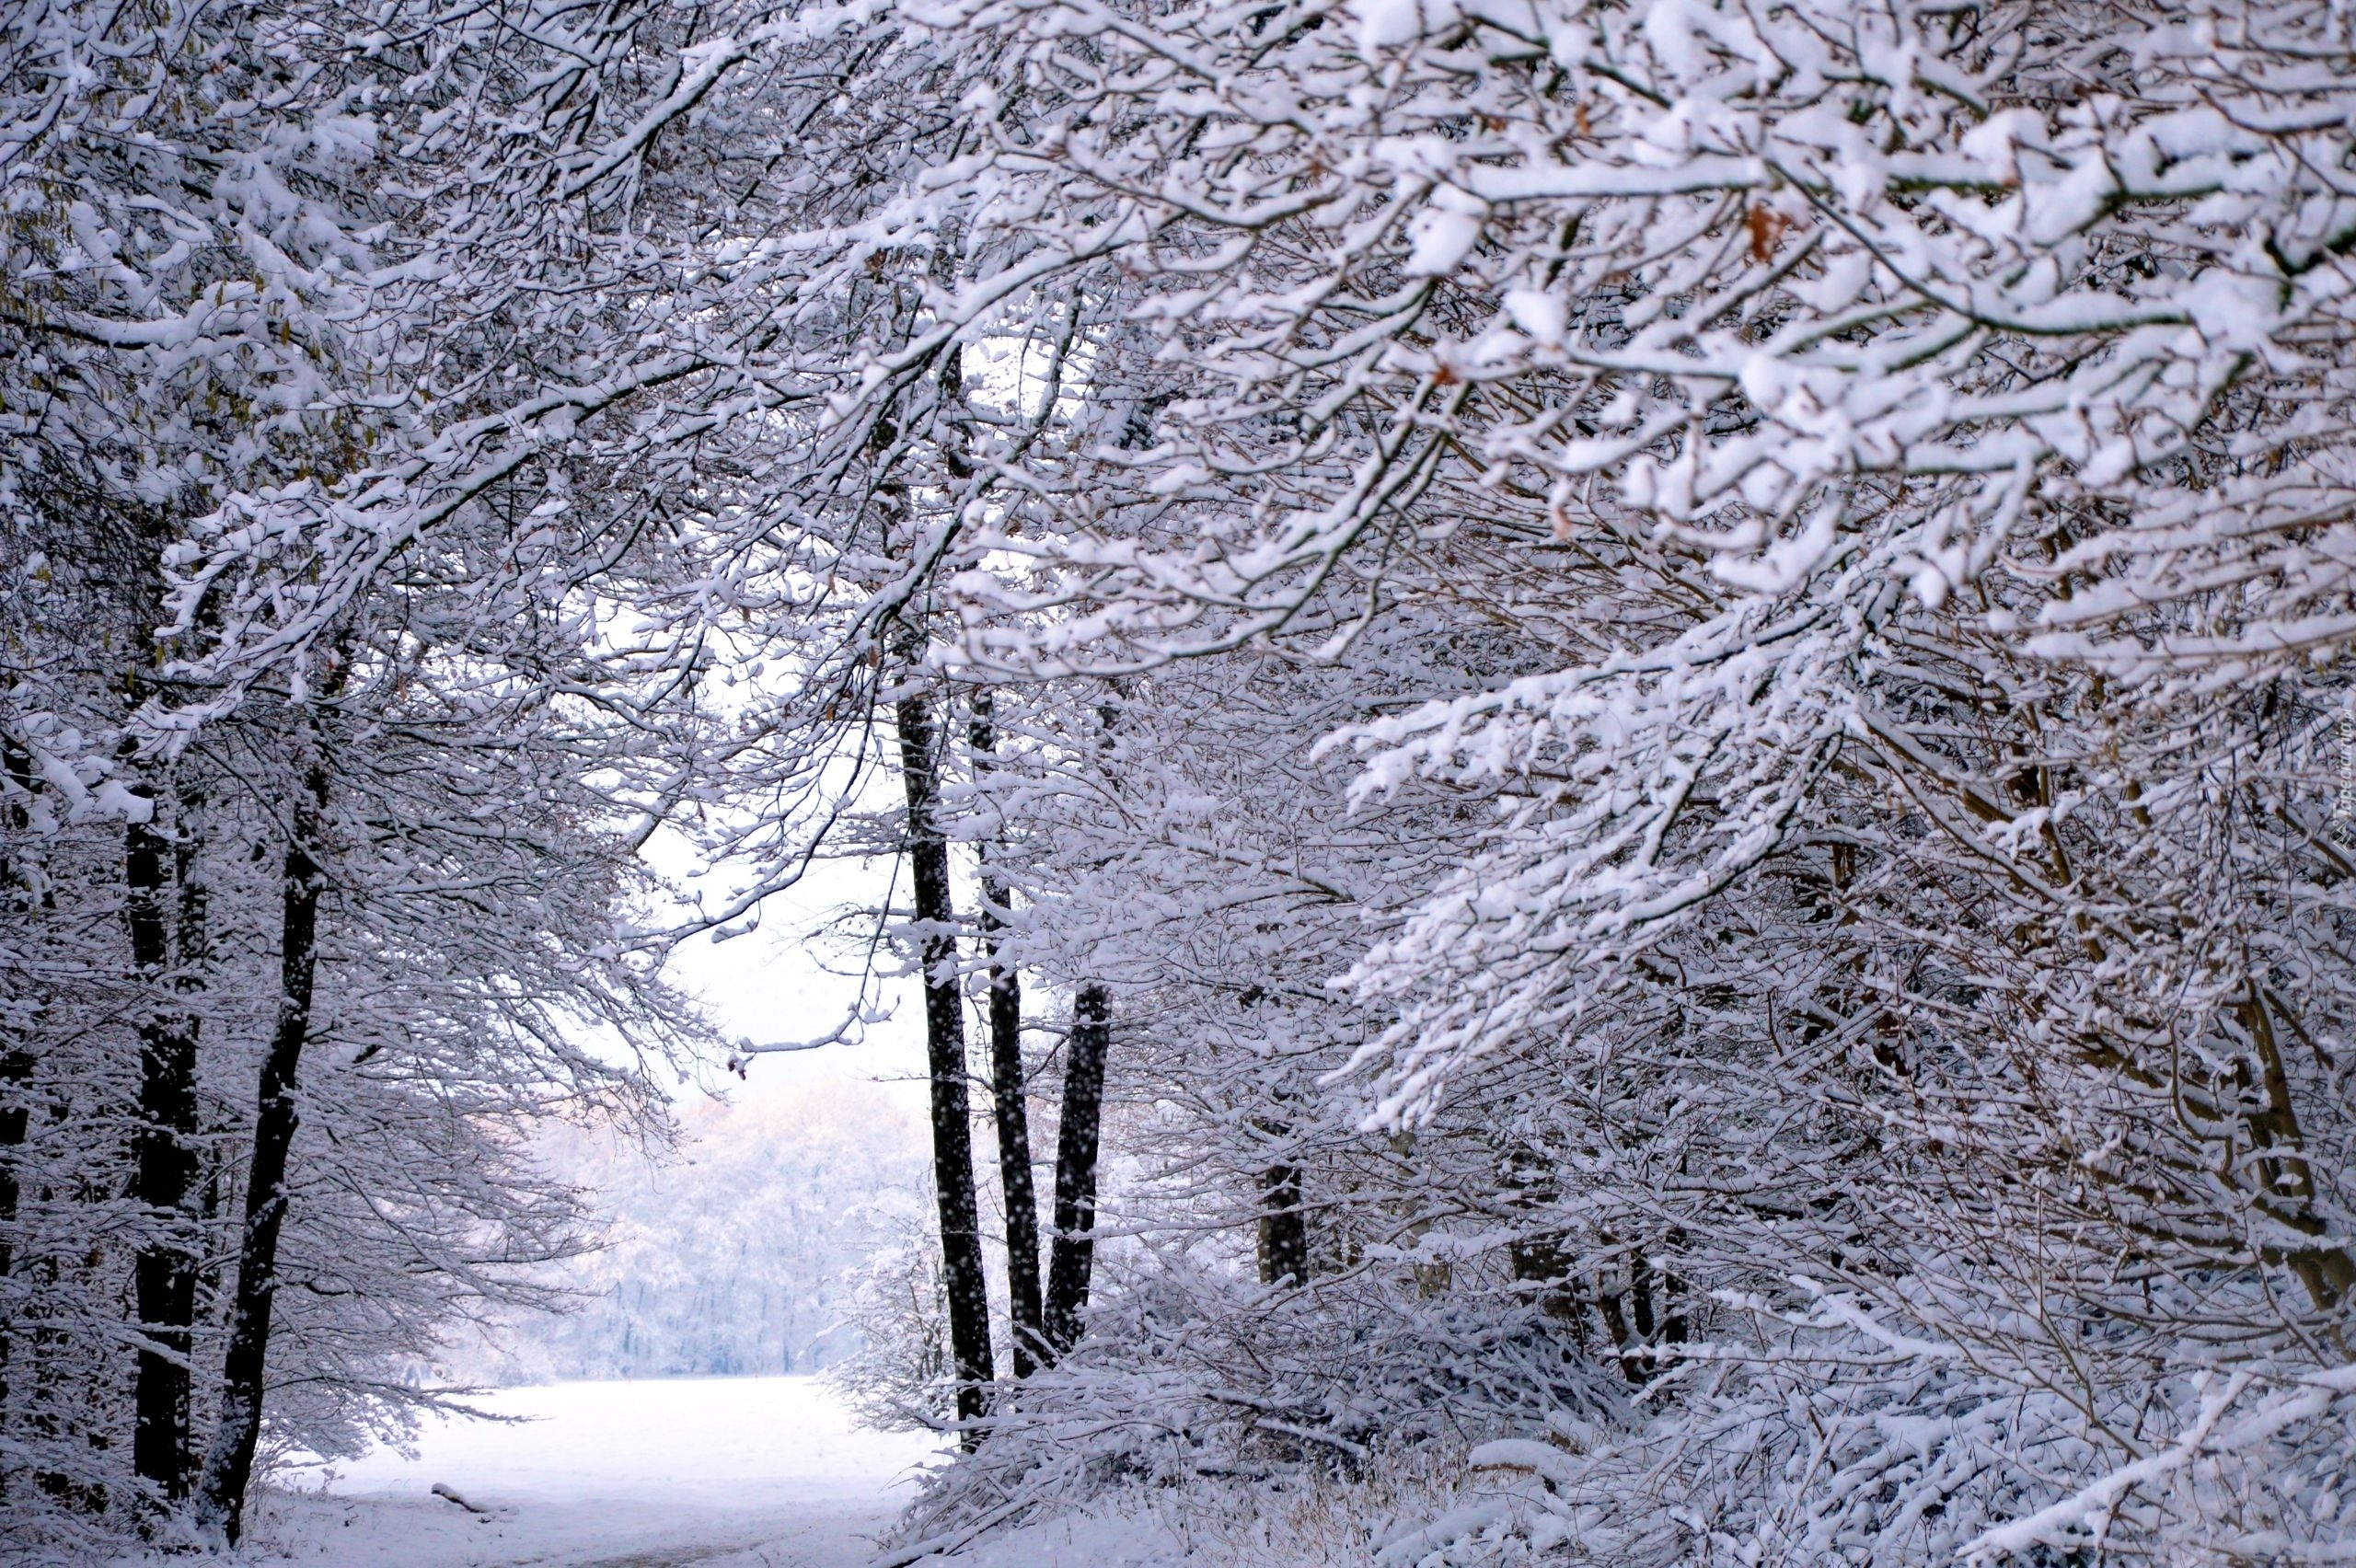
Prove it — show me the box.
[242,1378,943,1568]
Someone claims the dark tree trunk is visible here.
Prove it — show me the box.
[1043,985,1110,1358]
[1659,1237,1690,1348]
[1,742,35,1497]
[125,788,201,1511]
[25,1094,73,1507]
[0,1045,29,1502]
[1592,1236,1656,1386]
[192,756,326,1546]
[1502,1150,1584,1329]
[173,785,215,1346]
[872,346,994,1434]
[969,691,1045,1378]
[1594,1278,1644,1385]
[1253,1122,1308,1288]
[1510,1234,1588,1330]
[895,666,996,1440]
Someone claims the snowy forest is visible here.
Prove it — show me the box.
[9,0,2356,1561]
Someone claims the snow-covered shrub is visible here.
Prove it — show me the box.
[837,1205,963,1433]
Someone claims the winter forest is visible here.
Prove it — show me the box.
[8,0,2356,1561]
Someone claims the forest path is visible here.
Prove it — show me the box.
[237,1378,941,1567]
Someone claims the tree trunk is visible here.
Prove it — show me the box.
[1043,984,1109,1358]
[1,741,35,1497]
[1594,1275,1645,1386]
[1509,1234,1588,1329]
[125,786,200,1512]
[192,755,326,1546]
[969,691,1045,1378]
[2237,983,2356,1310]
[173,783,217,1344]
[9,741,77,1507]
[872,331,995,1434]
[24,1090,74,1506]
[0,1045,29,1503]
[1593,1239,1659,1386]
[895,664,996,1440]
[1253,1122,1308,1288]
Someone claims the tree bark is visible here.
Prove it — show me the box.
[1594,1274,1646,1386]
[2237,983,2356,1310]
[192,751,327,1546]
[125,784,200,1511]
[0,1044,29,1503]
[872,330,995,1435]
[0,742,35,1497]
[969,691,1045,1378]
[1592,1238,1672,1386]
[1254,1122,1308,1288]
[895,663,996,1440]
[1043,984,1110,1358]
[1509,1234,1587,1327]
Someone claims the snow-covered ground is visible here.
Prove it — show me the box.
[224,1377,947,1567]
[179,1373,1373,1568]
[129,1373,1468,1568]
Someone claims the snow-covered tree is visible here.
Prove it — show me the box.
[872,0,2356,1558]
[20,0,2356,1557]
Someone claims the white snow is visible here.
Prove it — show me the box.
[209,1376,1279,1567]
[205,1377,947,1567]
[326,1376,937,1509]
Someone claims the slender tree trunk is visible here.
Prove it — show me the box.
[2238,983,2356,1310]
[871,328,994,1434]
[1593,1274,1645,1385]
[125,785,200,1512]
[1509,1234,1588,1329]
[894,656,996,1439]
[0,1045,29,1502]
[969,691,1045,1378]
[192,753,326,1546]
[1253,1120,1308,1287]
[27,1094,70,1505]
[11,768,75,1510]
[1592,1238,1651,1386]
[1043,984,1109,1357]
[1501,1148,1584,1329]
[0,742,35,1496]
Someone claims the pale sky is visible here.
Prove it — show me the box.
[655,841,935,1127]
